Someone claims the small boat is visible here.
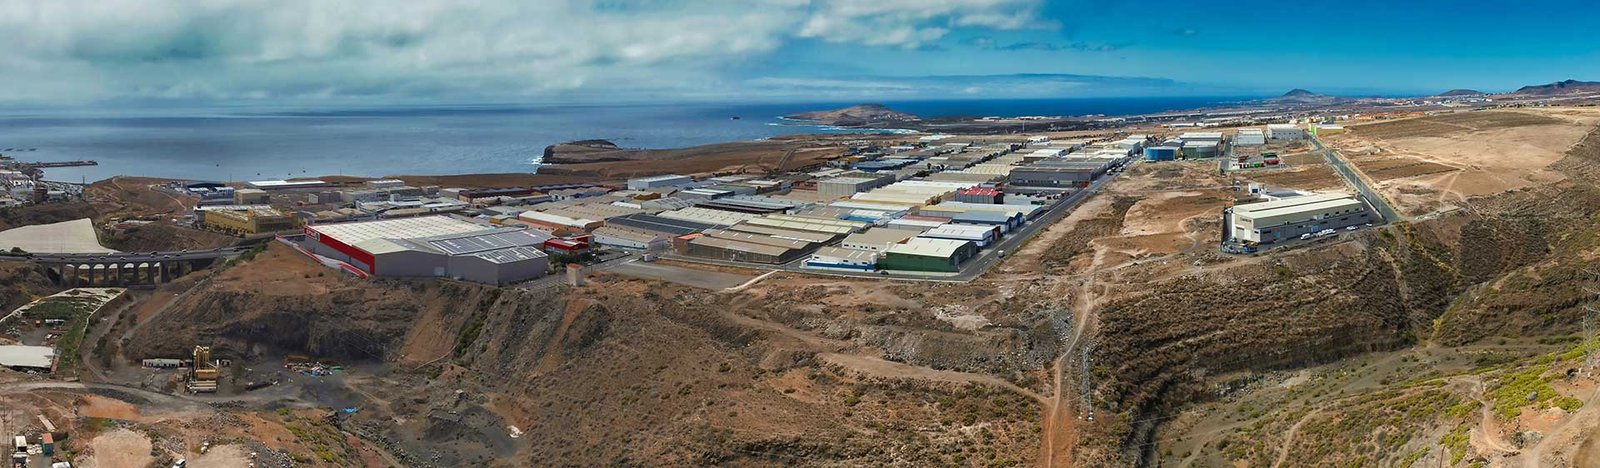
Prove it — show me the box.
[730,116,741,120]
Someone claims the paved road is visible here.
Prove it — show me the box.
[659,156,1137,283]
[1311,137,1401,223]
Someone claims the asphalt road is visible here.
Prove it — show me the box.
[1311,137,1401,223]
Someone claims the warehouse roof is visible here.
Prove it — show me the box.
[1233,193,1356,215]
[764,214,869,230]
[921,224,996,240]
[745,217,857,235]
[519,210,600,228]
[310,216,485,245]
[423,228,551,255]
[593,226,665,243]
[689,235,792,256]
[887,238,972,258]
[949,211,1015,224]
[726,223,837,243]
[605,213,716,236]
[843,228,918,246]
[0,345,56,369]
[468,246,548,264]
[630,174,691,183]
[812,246,879,261]
[659,206,758,226]
[703,229,812,249]
[1239,197,1364,220]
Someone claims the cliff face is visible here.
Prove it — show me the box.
[125,244,1043,466]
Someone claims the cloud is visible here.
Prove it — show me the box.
[0,0,1048,104]
[742,73,1188,100]
[965,37,1130,52]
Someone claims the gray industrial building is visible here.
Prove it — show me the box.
[818,176,891,199]
[1007,159,1108,192]
[627,174,693,190]
[305,217,552,285]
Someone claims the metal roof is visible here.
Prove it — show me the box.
[745,217,856,235]
[703,229,812,249]
[470,246,549,264]
[423,228,551,255]
[1239,198,1364,220]
[921,224,995,240]
[311,216,486,245]
[887,237,972,258]
[726,223,837,243]
[812,246,879,261]
[0,345,55,369]
[689,235,793,256]
[1233,193,1356,215]
[606,213,716,235]
[843,228,918,246]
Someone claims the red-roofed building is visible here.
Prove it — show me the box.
[543,238,590,256]
[954,187,1003,204]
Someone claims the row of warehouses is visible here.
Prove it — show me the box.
[1142,124,1320,161]
[291,133,1142,278]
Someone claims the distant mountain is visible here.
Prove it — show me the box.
[1437,89,1485,97]
[785,104,919,127]
[1260,89,1351,105]
[1512,79,1600,96]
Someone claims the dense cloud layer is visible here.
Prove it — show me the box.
[0,0,1046,103]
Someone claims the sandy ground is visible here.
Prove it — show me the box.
[0,218,116,253]
[609,261,755,290]
[1331,108,1600,216]
[78,428,155,468]
[187,443,254,467]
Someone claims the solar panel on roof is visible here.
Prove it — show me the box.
[471,246,549,264]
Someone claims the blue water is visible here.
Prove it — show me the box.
[0,97,1250,182]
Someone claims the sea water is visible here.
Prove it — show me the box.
[0,97,1252,182]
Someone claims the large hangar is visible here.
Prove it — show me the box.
[304,216,552,284]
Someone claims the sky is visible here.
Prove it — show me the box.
[1,0,1597,106]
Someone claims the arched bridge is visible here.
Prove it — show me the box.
[3,246,256,286]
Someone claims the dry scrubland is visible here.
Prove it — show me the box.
[1332,109,1600,216]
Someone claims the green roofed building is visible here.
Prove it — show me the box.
[880,237,977,273]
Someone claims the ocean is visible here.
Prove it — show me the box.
[0,97,1252,183]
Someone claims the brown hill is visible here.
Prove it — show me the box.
[784,104,918,127]
[1513,79,1600,96]
[117,244,1043,465]
[1260,88,1352,106]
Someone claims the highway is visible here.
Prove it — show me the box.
[1311,136,1401,223]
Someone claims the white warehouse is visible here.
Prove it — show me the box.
[627,174,693,190]
[1267,124,1306,141]
[1228,193,1372,244]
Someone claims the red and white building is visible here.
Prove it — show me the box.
[304,216,551,285]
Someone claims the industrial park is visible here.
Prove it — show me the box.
[3,79,1600,467]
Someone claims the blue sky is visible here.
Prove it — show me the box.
[0,0,1595,105]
